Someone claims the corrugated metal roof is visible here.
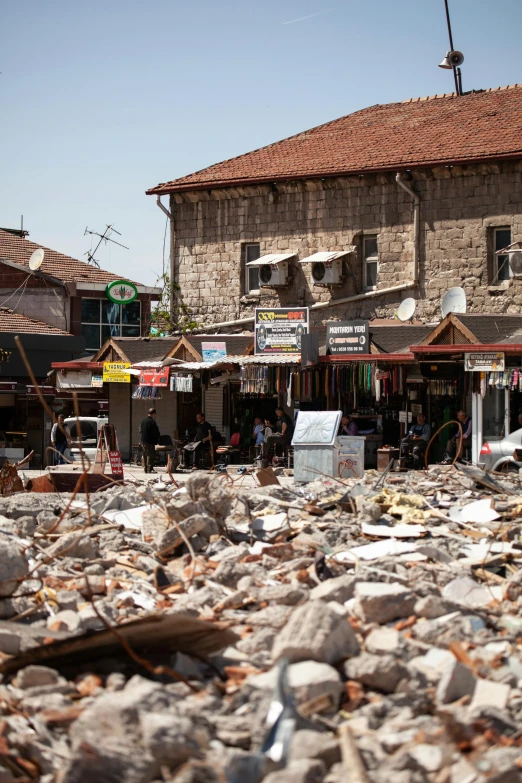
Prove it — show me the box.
[167,353,300,371]
[245,253,296,267]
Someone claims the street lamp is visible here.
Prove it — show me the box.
[438,0,464,95]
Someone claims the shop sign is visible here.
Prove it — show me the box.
[399,411,408,423]
[52,399,66,413]
[326,320,369,355]
[56,371,93,389]
[139,367,169,387]
[411,403,423,415]
[26,385,56,395]
[0,382,16,391]
[103,362,131,383]
[464,352,505,372]
[105,280,138,304]
[108,450,124,476]
[171,375,193,393]
[91,374,104,388]
[375,370,390,380]
[255,308,309,354]
[201,342,227,362]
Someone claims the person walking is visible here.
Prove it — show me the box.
[51,414,71,465]
[140,408,160,473]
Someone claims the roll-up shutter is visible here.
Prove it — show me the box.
[204,386,225,436]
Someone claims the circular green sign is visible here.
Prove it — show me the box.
[106,280,138,304]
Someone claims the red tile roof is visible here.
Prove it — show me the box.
[0,229,138,285]
[147,85,522,195]
[0,307,72,335]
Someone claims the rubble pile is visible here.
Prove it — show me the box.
[1,467,522,782]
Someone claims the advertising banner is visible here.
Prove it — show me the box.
[103,362,131,383]
[139,367,169,387]
[108,450,124,477]
[201,342,227,362]
[326,320,369,355]
[464,352,505,372]
[255,308,308,354]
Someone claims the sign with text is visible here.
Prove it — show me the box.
[326,320,369,354]
[201,342,227,362]
[139,367,169,387]
[255,308,309,354]
[91,374,103,388]
[464,352,505,372]
[103,362,131,383]
[108,450,124,477]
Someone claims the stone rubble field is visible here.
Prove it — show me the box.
[1,466,522,783]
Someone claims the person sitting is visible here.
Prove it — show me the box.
[442,410,472,463]
[183,413,213,470]
[263,408,294,457]
[400,413,431,469]
[338,414,359,436]
[252,416,265,456]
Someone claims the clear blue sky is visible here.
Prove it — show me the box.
[2,0,522,285]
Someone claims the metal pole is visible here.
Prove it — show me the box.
[443,0,460,95]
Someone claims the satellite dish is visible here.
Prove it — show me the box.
[397,298,416,322]
[441,286,467,318]
[28,249,44,271]
[508,249,522,277]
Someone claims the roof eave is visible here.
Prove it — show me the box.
[145,151,522,196]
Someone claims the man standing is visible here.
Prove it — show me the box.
[184,412,213,470]
[51,414,71,465]
[263,407,294,457]
[442,410,472,463]
[400,413,431,469]
[140,408,160,474]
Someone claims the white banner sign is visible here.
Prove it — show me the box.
[464,352,505,372]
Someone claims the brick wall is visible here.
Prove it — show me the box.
[169,160,522,327]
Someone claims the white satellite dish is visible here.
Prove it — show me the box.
[397,297,416,322]
[28,249,44,271]
[441,286,467,318]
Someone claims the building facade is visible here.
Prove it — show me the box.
[147,85,522,330]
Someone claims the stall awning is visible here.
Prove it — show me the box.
[299,250,355,264]
[245,253,296,267]
[164,353,300,371]
[411,344,522,355]
[319,353,415,363]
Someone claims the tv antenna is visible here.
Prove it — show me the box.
[84,224,129,268]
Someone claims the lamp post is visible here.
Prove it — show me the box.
[438,0,464,96]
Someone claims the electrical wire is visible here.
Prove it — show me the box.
[0,272,33,309]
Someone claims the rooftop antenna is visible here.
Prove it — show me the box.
[438,0,464,96]
[84,224,129,268]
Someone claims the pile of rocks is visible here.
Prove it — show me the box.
[1,468,522,782]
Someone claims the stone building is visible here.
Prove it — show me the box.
[147,84,522,330]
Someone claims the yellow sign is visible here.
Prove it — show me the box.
[103,362,131,383]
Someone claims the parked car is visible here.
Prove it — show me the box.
[479,428,522,473]
[64,416,108,466]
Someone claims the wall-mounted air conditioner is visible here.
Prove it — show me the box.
[300,248,355,286]
[246,253,295,287]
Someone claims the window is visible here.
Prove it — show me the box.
[69,422,97,443]
[244,243,261,293]
[81,298,141,351]
[363,236,378,289]
[493,227,512,283]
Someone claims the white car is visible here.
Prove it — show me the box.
[64,416,108,467]
[479,427,522,473]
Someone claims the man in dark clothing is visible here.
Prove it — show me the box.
[400,413,431,470]
[51,414,71,465]
[184,412,213,470]
[140,408,160,473]
[263,408,294,457]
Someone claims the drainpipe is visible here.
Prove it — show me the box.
[155,196,175,326]
[395,173,420,285]
[187,280,415,332]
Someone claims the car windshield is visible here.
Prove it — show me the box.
[69,422,97,442]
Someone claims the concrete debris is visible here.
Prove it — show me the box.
[0,467,521,782]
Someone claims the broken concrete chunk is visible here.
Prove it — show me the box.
[469,678,511,712]
[442,577,501,610]
[436,657,477,704]
[250,661,343,711]
[272,600,360,664]
[46,532,99,560]
[263,759,326,783]
[309,574,358,603]
[156,513,218,555]
[355,581,416,624]
[0,538,29,596]
[0,628,21,655]
[289,729,341,769]
[344,653,409,693]
[365,627,403,655]
[14,665,61,689]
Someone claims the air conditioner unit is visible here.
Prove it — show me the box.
[508,250,522,278]
[311,258,343,286]
[259,261,289,287]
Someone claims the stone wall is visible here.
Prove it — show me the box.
[169,160,522,328]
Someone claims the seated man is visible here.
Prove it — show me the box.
[263,408,294,457]
[442,410,472,463]
[338,414,359,436]
[251,416,265,458]
[400,413,431,470]
[183,413,213,470]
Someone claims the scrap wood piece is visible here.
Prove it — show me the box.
[0,613,239,677]
[339,722,370,783]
